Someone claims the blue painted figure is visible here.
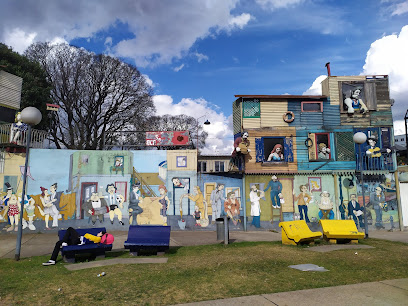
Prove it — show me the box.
[264,175,282,208]
[370,186,386,229]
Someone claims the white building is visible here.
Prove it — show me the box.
[395,134,407,149]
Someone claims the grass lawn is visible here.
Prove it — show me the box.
[1,239,408,305]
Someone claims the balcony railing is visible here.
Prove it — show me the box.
[0,123,48,149]
[356,152,394,171]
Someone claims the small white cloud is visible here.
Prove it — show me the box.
[227,13,251,30]
[390,0,408,15]
[4,28,37,53]
[142,74,155,88]
[104,36,113,46]
[303,75,327,95]
[49,36,68,45]
[152,95,233,154]
[194,52,209,63]
[173,64,185,72]
[255,0,305,10]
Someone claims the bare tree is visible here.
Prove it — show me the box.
[25,42,155,150]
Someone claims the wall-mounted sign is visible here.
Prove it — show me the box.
[46,103,60,112]
[145,131,189,146]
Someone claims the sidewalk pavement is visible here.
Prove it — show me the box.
[1,229,408,305]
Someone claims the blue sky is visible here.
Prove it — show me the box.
[1,0,407,154]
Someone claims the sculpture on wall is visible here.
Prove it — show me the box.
[264,175,282,209]
[344,87,369,115]
[230,131,250,170]
[267,144,284,161]
[318,191,334,220]
[9,112,28,144]
[318,143,330,159]
[249,184,264,228]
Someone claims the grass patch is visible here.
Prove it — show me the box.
[1,239,408,305]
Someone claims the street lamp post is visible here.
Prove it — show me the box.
[15,107,42,261]
[195,115,210,149]
[353,132,369,238]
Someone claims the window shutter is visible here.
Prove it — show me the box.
[284,137,294,162]
[308,133,316,161]
[255,138,264,162]
[364,82,377,110]
[335,132,355,161]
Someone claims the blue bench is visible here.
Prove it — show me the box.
[58,227,113,263]
[124,225,171,256]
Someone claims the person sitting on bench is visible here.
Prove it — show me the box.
[42,227,107,266]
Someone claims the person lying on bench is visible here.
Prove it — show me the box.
[42,227,107,266]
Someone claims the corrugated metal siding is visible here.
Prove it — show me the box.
[0,71,22,110]
[323,104,341,127]
[167,150,197,171]
[296,129,356,171]
[287,100,302,127]
[232,99,242,135]
[243,118,261,129]
[300,112,323,127]
[260,100,289,127]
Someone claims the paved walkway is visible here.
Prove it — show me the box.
[1,229,408,305]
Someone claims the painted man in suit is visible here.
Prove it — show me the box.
[128,183,143,225]
[348,194,364,228]
[85,192,109,225]
[210,183,225,221]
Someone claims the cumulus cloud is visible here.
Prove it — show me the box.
[0,0,250,67]
[362,25,408,121]
[302,75,327,95]
[255,0,305,10]
[152,95,233,155]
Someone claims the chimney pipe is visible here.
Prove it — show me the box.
[325,62,331,76]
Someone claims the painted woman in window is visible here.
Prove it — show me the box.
[318,143,330,159]
[267,144,284,161]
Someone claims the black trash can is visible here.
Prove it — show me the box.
[216,216,229,244]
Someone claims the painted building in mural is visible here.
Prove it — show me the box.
[0,148,243,232]
[233,74,399,230]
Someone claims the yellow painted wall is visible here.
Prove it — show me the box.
[167,150,197,171]
[0,152,26,195]
[260,100,289,127]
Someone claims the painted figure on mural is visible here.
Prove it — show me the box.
[0,182,13,222]
[267,144,284,161]
[193,205,201,226]
[370,186,386,229]
[172,177,189,191]
[20,193,42,231]
[318,191,334,220]
[40,187,61,229]
[128,183,143,225]
[264,175,282,209]
[230,131,250,170]
[185,186,209,226]
[85,192,109,225]
[318,143,331,159]
[9,112,28,144]
[224,191,241,226]
[293,185,311,223]
[158,185,170,225]
[348,194,364,228]
[105,183,125,226]
[365,136,392,169]
[249,184,264,228]
[339,200,347,220]
[3,194,20,231]
[210,183,225,221]
[344,87,369,114]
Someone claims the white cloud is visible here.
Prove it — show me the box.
[104,37,113,46]
[4,28,37,53]
[255,0,305,10]
[152,95,233,154]
[173,64,185,72]
[142,74,155,88]
[302,75,327,95]
[194,52,209,63]
[362,25,408,121]
[0,0,250,67]
[394,120,407,136]
[390,0,408,15]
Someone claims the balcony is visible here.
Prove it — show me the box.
[356,152,394,171]
[0,123,48,149]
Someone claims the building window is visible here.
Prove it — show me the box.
[255,137,294,163]
[0,151,4,173]
[243,99,260,118]
[301,101,323,112]
[335,132,355,161]
[340,81,377,113]
[308,133,331,161]
[215,161,225,172]
[176,156,187,167]
[198,161,207,172]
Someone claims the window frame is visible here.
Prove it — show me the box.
[198,161,207,173]
[242,98,261,118]
[301,101,323,113]
[214,161,225,172]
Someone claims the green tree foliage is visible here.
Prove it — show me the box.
[0,43,52,129]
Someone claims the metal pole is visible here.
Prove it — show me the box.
[243,174,247,231]
[15,125,31,261]
[359,144,369,238]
